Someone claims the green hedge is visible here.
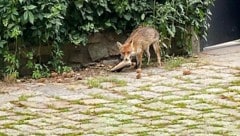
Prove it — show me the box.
[0,0,214,79]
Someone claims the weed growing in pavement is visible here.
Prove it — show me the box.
[164,57,186,70]
[18,95,32,101]
[231,80,240,86]
[87,77,127,88]
[138,84,152,91]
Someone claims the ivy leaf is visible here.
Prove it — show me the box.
[86,15,93,21]
[0,40,7,48]
[19,0,24,4]
[124,13,131,21]
[141,13,145,20]
[27,5,37,10]
[23,11,29,21]
[28,11,34,24]
[97,9,103,16]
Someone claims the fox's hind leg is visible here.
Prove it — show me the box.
[153,41,161,66]
[145,46,151,65]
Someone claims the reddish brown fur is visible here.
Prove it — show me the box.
[117,26,161,68]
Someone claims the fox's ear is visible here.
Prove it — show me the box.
[130,41,134,48]
[116,42,122,49]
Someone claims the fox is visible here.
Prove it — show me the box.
[117,26,161,69]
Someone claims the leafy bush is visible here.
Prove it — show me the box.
[152,0,215,55]
[0,0,214,80]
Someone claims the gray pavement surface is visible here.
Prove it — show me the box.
[0,45,239,135]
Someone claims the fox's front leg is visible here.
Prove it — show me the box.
[136,53,143,69]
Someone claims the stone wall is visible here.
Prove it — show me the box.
[64,32,127,67]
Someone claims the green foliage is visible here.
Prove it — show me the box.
[0,0,215,79]
[32,64,50,79]
[153,0,215,55]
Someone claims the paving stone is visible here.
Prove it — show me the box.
[16,101,48,109]
[189,103,219,111]
[229,86,240,91]
[80,123,106,130]
[48,100,71,109]
[82,99,110,105]
[210,98,239,107]
[177,83,203,90]
[143,101,176,110]
[0,111,12,116]
[128,91,162,99]
[205,88,226,93]
[112,86,137,92]
[0,94,18,105]
[193,78,223,86]
[178,119,199,126]
[173,90,197,96]
[167,108,200,116]
[27,118,50,127]
[91,116,121,126]
[0,102,15,110]
[0,48,239,135]
[66,113,93,121]
[0,120,16,126]
[201,112,227,118]
[119,125,149,134]
[150,86,178,93]
[27,107,59,114]
[137,110,166,118]
[103,113,137,121]
[0,129,22,136]
[83,134,104,136]
[59,94,92,101]
[132,118,151,125]
[83,88,110,95]
[171,99,199,105]
[160,95,183,101]
[49,127,74,135]
[27,96,56,102]
[190,94,217,100]
[99,92,126,100]
[126,99,143,105]
[213,108,240,118]
[14,124,39,134]
[150,119,172,125]
[91,126,120,134]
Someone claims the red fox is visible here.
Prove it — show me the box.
[117,26,161,69]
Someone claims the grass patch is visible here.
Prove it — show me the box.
[87,77,127,88]
[231,80,240,86]
[164,57,188,70]
[186,124,198,129]
[174,76,193,83]
[137,131,149,136]
[138,84,152,91]
[18,95,32,101]
[62,132,83,136]
[58,108,70,112]
[69,100,85,105]
[175,103,187,108]
[0,116,7,120]
[2,123,15,129]
[121,119,133,124]
[0,132,8,136]
[33,133,46,136]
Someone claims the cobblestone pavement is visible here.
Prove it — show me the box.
[0,46,240,135]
